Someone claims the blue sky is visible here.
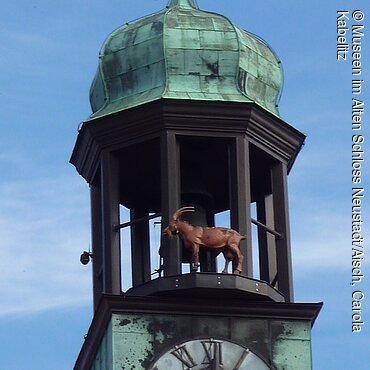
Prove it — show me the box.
[0,0,369,369]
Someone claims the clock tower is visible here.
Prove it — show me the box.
[71,0,322,369]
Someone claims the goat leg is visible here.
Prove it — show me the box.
[232,254,243,274]
[190,244,200,272]
[190,262,200,272]
[222,258,230,274]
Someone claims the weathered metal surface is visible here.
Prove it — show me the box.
[88,0,283,120]
[91,321,113,370]
[89,11,167,116]
[90,312,312,370]
[236,28,282,114]
[271,320,312,370]
[168,0,199,9]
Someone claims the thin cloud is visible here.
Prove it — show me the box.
[7,30,60,48]
[0,168,91,317]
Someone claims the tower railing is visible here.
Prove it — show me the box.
[116,210,284,290]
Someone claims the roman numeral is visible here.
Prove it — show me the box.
[171,344,196,369]
[201,339,223,366]
[233,349,250,370]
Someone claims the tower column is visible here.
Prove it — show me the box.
[272,162,293,302]
[229,136,253,277]
[100,151,121,295]
[90,180,103,310]
[130,209,151,286]
[257,193,277,287]
[160,132,182,276]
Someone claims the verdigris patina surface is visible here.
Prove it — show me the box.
[89,0,283,120]
[91,312,312,370]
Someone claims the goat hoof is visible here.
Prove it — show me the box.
[190,264,199,272]
[233,270,242,274]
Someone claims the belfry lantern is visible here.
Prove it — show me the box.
[71,1,322,369]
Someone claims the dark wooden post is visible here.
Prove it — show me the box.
[160,132,182,276]
[257,193,277,287]
[272,162,293,302]
[100,151,122,295]
[229,136,253,277]
[90,179,103,310]
[130,209,151,286]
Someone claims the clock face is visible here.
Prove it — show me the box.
[149,338,271,370]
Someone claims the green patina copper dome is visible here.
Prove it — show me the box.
[89,0,283,119]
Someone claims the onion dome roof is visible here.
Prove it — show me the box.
[89,0,283,120]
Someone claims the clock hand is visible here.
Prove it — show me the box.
[211,349,223,370]
[201,353,223,370]
[233,349,250,370]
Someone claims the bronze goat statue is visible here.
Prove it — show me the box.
[163,206,245,274]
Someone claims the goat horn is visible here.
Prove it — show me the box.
[173,206,195,220]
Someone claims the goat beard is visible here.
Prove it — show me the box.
[163,229,175,237]
[166,231,179,238]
